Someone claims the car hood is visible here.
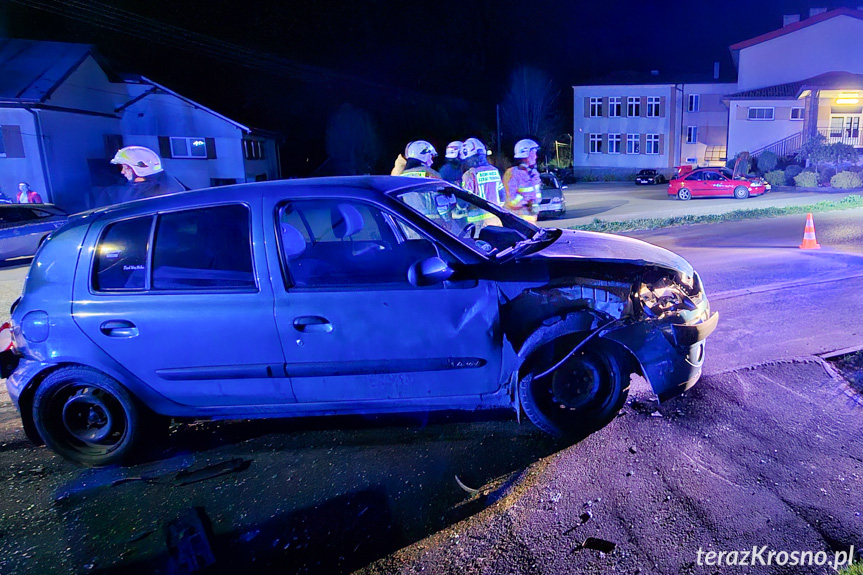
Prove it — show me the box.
[525,229,694,275]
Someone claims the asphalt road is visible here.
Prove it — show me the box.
[1,206,863,574]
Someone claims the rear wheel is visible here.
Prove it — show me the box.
[733,186,750,199]
[677,188,691,201]
[519,339,629,437]
[33,367,143,466]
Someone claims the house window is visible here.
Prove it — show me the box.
[686,126,697,144]
[608,133,621,154]
[748,107,774,121]
[688,94,700,112]
[243,139,265,160]
[791,107,805,120]
[627,97,640,117]
[609,97,621,117]
[627,133,640,154]
[647,97,661,118]
[589,133,603,153]
[646,134,660,154]
[170,137,208,158]
[589,97,603,117]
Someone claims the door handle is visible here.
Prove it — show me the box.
[292,316,333,333]
[100,320,139,338]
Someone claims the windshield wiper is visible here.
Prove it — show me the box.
[495,228,547,259]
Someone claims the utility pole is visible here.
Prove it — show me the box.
[496,104,502,159]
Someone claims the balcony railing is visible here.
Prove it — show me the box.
[817,128,863,148]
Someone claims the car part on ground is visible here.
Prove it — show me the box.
[3,176,717,466]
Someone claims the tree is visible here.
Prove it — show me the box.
[322,103,381,175]
[500,66,563,158]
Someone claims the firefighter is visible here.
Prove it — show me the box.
[439,140,463,185]
[110,146,185,204]
[459,138,503,230]
[504,138,542,222]
[400,140,441,179]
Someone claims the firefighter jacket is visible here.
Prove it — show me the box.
[504,163,541,208]
[461,165,504,206]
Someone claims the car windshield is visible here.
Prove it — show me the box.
[395,184,541,257]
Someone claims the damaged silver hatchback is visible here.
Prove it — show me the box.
[2,176,717,466]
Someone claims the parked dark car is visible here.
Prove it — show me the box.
[2,177,717,466]
[635,169,667,185]
[538,172,567,218]
[0,204,68,262]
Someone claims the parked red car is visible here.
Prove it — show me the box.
[667,167,767,200]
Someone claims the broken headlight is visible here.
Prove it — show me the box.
[637,275,699,318]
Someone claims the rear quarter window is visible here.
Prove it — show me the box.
[93,216,153,291]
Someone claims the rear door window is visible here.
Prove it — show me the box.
[152,204,255,290]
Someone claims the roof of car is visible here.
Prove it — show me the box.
[87,176,445,220]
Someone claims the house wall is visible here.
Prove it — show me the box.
[726,99,806,158]
[572,84,675,169]
[737,15,863,91]
[679,83,735,167]
[122,91,254,190]
[0,109,45,201]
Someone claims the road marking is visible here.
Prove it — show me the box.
[710,271,863,301]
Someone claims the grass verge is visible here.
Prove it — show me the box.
[839,562,863,575]
[569,194,863,233]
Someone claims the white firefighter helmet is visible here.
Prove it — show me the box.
[445,140,463,159]
[405,140,438,164]
[110,146,164,177]
[459,137,487,160]
[514,138,540,159]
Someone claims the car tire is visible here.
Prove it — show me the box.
[677,188,691,201]
[518,339,629,437]
[733,186,750,199]
[33,366,144,467]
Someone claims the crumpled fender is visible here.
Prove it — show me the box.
[602,321,706,402]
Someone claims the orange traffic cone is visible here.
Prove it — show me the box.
[799,213,821,249]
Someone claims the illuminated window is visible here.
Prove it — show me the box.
[748,107,774,120]
[688,94,700,112]
[589,133,603,153]
[170,137,208,158]
[791,107,804,120]
[608,133,621,154]
[686,126,697,144]
[589,97,603,117]
[609,97,622,117]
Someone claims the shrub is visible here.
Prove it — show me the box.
[784,165,803,183]
[581,173,599,182]
[763,170,786,187]
[603,172,617,181]
[818,166,837,185]
[831,170,863,189]
[794,171,818,187]
[757,151,778,174]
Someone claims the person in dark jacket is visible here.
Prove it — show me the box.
[438,140,463,185]
[110,146,185,204]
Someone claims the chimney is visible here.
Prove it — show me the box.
[783,14,800,26]
[809,7,827,17]
[713,61,720,80]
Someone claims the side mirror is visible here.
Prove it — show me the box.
[408,256,454,287]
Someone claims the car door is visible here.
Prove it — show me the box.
[72,202,292,407]
[264,193,502,403]
[702,171,732,196]
[684,171,709,196]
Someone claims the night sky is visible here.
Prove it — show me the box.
[1,0,859,174]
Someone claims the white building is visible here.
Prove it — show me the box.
[0,38,280,212]
[572,7,863,172]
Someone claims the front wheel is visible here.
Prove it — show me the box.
[519,340,629,437]
[33,367,143,466]
[677,188,691,201]
[733,186,750,199]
